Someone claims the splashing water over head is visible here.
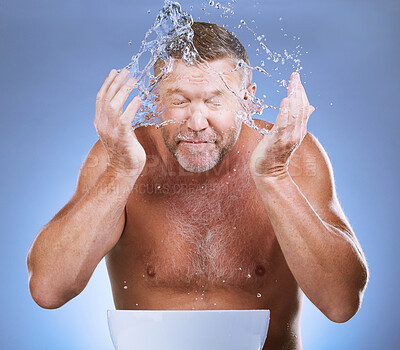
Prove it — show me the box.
[121,0,271,135]
[121,0,196,126]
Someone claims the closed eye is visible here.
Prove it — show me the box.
[206,99,223,108]
[172,100,189,106]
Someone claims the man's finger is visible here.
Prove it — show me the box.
[105,69,130,101]
[112,77,138,108]
[294,72,310,107]
[291,72,312,120]
[287,72,298,97]
[96,69,118,102]
[273,97,290,129]
[120,96,142,127]
[289,77,300,120]
[308,105,316,119]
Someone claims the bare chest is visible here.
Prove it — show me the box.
[115,169,284,293]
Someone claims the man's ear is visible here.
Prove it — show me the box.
[243,83,257,100]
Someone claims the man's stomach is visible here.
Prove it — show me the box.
[112,284,270,310]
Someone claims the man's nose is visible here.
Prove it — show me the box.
[186,104,209,131]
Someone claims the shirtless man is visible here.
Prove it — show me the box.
[27,22,369,349]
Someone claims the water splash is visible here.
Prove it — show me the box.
[121,0,197,128]
[120,0,304,135]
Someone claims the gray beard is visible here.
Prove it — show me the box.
[161,122,242,173]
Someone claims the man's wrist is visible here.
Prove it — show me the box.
[105,164,142,183]
[253,171,293,189]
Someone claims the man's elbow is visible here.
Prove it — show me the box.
[325,280,368,323]
[327,257,369,323]
[28,276,78,310]
[325,298,361,323]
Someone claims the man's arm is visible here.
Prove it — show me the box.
[255,131,369,323]
[27,68,145,309]
[27,140,137,309]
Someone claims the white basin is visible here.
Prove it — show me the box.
[107,309,270,350]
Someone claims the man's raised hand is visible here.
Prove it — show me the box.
[250,71,315,180]
[94,68,146,176]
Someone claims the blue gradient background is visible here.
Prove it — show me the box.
[1,0,398,349]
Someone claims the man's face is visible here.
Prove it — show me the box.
[156,58,249,173]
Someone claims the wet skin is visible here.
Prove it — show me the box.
[104,119,311,350]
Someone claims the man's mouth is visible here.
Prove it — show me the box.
[182,140,210,143]
[178,139,215,144]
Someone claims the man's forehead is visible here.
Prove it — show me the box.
[165,86,224,97]
[158,58,242,91]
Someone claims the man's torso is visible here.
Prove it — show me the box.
[105,120,304,349]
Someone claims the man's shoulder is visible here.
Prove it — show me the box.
[252,118,274,131]
[290,131,335,191]
[241,118,273,145]
[293,131,329,166]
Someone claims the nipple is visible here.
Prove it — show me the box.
[147,265,156,277]
[255,264,266,276]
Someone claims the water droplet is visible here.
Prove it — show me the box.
[124,286,128,289]
[136,303,139,306]
[147,10,151,14]
[257,293,262,298]
[128,41,132,45]
[279,17,283,21]
[247,273,252,278]
[330,102,333,106]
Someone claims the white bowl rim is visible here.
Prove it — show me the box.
[108,309,270,313]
